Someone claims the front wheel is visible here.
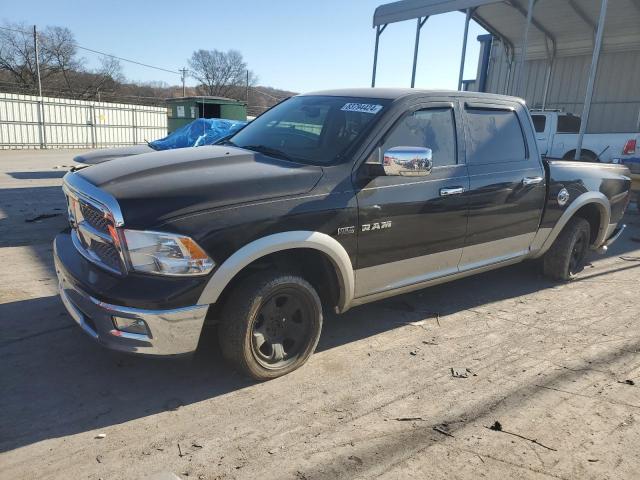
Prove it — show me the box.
[218,271,323,380]
[543,217,591,281]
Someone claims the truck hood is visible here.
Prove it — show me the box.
[77,145,323,228]
[73,144,155,164]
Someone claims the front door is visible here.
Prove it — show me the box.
[354,102,469,299]
[461,102,546,270]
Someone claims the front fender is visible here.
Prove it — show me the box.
[197,231,355,313]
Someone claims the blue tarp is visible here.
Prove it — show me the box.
[150,118,246,151]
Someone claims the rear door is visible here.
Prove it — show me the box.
[353,101,469,298]
[460,101,546,271]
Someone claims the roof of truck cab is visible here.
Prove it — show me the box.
[300,88,525,104]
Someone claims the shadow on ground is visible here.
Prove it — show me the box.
[7,171,68,180]
[1,209,638,454]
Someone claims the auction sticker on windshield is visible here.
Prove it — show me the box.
[341,103,383,114]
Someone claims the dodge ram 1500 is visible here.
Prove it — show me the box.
[54,89,632,379]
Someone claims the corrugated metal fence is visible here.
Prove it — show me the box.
[483,42,640,134]
[0,93,168,149]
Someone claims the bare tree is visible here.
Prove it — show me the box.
[0,22,44,90]
[82,56,124,100]
[0,22,90,93]
[188,49,256,98]
[40,26,82,93]
[0,21,128,100]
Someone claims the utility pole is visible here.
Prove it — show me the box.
[33,25,43,98]
[246,69,249,103]
[180,68,187,97]
[33,25,46,148]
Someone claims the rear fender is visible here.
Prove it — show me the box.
[530,191,610,258]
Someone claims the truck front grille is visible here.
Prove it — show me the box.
[91,240,122,271]
[80,202,111,233]
[63,181,126,276]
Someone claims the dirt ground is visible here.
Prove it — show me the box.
[1,149,639,480]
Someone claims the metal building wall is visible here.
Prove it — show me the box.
[483,40,640,134]
[0,93,168,149]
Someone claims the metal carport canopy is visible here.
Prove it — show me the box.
[373,0,640,58]
[370,0,640,159]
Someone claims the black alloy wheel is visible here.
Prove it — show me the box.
[568,230,588,275]
[250,287,315,369]
[219,271,323,380]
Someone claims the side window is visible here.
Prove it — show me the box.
[557,115,581,134]
[381,108,457,167]
[465,108,526,164]
[532,115,546,133]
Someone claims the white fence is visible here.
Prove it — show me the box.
[0,93,168,149]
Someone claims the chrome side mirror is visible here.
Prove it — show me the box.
[381,146,433,177]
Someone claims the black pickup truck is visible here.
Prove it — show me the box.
[55,89,632,380]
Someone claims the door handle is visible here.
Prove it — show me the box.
[440,187,465,197]
[522,176,543,186]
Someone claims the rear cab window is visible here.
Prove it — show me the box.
[464,107,527,164]
[532,115,546,133]
[557,114,581,134]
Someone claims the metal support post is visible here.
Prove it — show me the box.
[90,105,97,148]
[541,56,554,110]
[411,17,428,88]
[132,107,137,144]
[371,24,387,87]
[517,0,535,97]
[458,9,472,90]
[575,0,608,160]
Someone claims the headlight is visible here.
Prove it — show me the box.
[122,230,214,276]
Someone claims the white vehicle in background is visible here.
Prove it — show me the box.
[530,110,639,163]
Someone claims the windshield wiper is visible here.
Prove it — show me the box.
[241,144,295,162]
[216,137,237,146]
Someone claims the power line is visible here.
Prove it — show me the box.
[0,24,181,75]
[0,24,31,35]
[75,45,181,75]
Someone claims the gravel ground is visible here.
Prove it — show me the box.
[1,150,639,480]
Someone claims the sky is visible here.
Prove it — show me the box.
[1,0,487,93]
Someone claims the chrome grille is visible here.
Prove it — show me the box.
[80,202,110,233]
[91,240,122,271]
[63,177,126,276]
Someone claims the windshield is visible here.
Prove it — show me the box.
[228,95,390,165]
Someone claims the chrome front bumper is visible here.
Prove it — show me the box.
[55,254,209,356]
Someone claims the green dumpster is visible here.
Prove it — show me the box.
[166,96,247,133]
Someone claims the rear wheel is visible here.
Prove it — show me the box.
[543,217,591,280]
[218,271,322,380]
[564,150,598,162]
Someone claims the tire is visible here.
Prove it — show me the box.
[564,150,598,162]
[543,217,591,281]
[218,271,323,380]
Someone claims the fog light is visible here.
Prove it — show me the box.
[112,316,148,335]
